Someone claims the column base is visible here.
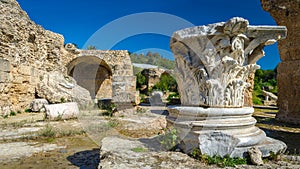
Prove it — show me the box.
[167,106,286,157]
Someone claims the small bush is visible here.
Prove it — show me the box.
[167,92,180,101]
[189,149,247,167]
[10,111,16,116]
[2,114,9,119]
[102,103,116,117]
[60,97,66,103]
[24,108,31,113]
[39,125,56,138]
[268,151,281,161]
[159,128,179,151]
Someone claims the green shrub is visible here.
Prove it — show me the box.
[39,125,56,138]
[167,92,180,101]
[153,74,177,93]
[136,72,147,89]
[60,97,66,103]
[189,149,247,167]
[10,111,16,116]
[159,128,179,151]
[102,103,116,117]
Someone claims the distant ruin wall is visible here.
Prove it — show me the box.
[261,0,300,124]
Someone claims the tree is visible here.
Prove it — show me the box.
[153,73,178,92]
[136,72,146,89]
[130,52,175,70]
[87,45,97,50]
[252,68,278,105]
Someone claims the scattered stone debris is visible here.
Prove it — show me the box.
[248,147,264,166]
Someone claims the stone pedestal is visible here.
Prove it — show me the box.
[168,106,286,157]
[169,17,287,157]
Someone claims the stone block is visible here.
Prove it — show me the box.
[0,71,10,83]
[112,91,136,104]
[30,99,49,112]
[0,58,10,72]
[44,102,79,120]
[18,65,33,76]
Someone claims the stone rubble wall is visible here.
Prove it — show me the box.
[75,50,137,105]
[261,0,300,124]
[0,0,137,115]
[0,0,70,115]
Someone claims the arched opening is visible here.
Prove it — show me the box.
[67,56,112,100]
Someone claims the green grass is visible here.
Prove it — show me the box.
[189,149,247,167]
[107,120,118,128]
[131,147,148,153]
[38,124,85,139]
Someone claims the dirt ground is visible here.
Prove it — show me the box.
[0,107,299,169]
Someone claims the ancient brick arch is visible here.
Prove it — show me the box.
[66,50,137,105]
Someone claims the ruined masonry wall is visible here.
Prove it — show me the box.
[0,0,137,115]
[261,0,300,124]
[0,0,71,115]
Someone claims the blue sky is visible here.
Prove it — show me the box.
[17,0,281,70]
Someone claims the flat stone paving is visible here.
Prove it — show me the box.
[0,108,299,168]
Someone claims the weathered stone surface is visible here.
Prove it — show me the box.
[44,102,79,120]
[150,91,164,106]
[116,110,167,138]
[36,71,92,107]
[0,58,10,72]
[141,68,169,91]
[261,0,300,125]
[168,18,287,158]
[112,76,137,105]
[0,0,137,115]
[67,50,137,107]
[99,136,207,169]
[199,132,240,157]
[171,17,286,107]
[262,90,277,106]
[248,147,264,166]
[168,106,287,157]
[0,0,68,113]
[30,99,48,112]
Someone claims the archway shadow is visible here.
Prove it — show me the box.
[67,148,100,169]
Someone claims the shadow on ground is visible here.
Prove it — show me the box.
[67,148,100,169]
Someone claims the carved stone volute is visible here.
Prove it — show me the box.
[170,17,286,107]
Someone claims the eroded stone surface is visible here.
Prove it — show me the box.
[248,147,264,166]
[261,0,300,125]
[0,0,137,114]
[168,17,287,157]
[170,17,286,108]
[99,136,207,169]
[44,102,79,120]
[30,99,48,112]
[36,71,92,107]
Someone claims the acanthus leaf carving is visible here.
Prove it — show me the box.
[171,17,286,107]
